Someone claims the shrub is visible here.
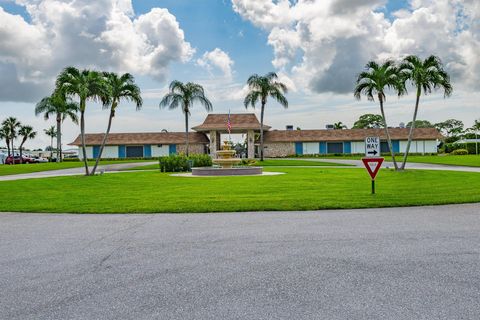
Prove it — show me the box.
[159,154,212,172]
[451,149,469,155]
[444,143,478,154]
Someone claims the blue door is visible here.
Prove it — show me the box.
[169,144,177,155]
[295,142,303,155]
[118,145,126,158]
[144,145,152,158]
[319,142,326,154]
[92,145,100,159]
[343,141,352,154]
[392,140,400,153]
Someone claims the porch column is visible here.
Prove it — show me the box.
[247,130,255,159]
[209,130,217,157]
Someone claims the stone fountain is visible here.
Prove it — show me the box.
[192,141,263,176]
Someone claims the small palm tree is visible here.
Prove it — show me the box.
[2,117,21,157]
[91,72,143,175]
[244,72,288,161]
[18,125,37,163]
[160,81,212,156]
[44,126,57,160]
[354,60,405,170]
[35,90,79,162]
[56,67,107,175]
[333,122,347,129]
[398,55,452,169]
[0,125,11,157]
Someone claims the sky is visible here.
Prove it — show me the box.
[0,0,479,149]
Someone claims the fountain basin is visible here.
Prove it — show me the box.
[192,166,263,176]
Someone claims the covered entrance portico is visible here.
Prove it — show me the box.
[192,113,270,159]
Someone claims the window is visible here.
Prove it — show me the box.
[126,146,144,157]
[380,142,390,153]
[327,142,343,154]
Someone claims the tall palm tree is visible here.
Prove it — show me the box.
[354,60,405,170]
[398,55,452,169]
[2,117,21,157]
[0,125,11,157]
[18,125,37,163]
[44,126,57,160]
[244,72,288,161]
[333,122,347,129]
[56,67,107,175]
[160,81,212,156]
[35,90,79,162]
[91,72,143,175]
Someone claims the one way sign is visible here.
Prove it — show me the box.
[365,136,380,157]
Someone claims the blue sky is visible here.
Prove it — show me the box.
[0,0,478,149]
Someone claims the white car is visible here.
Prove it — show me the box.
[32,156,49,163]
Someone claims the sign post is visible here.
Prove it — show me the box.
[362,137,384,194]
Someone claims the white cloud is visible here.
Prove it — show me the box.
[196,48,235,78]
[0,0,194,102]
[232,0,480,94]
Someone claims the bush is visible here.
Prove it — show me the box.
[451,149,469,155]
[444,143,479,154]
[159,154,212,172]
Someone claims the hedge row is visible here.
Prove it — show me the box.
[444,143,479,155]
[159,154,212,172]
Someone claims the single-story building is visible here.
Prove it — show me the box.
[70,114,443,159]
[263,127,443,157]
[70,132,209,159]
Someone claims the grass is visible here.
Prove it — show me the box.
[0,159,153,176]
[1,167,479,213]
[123,159,351,171]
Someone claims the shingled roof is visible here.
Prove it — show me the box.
[192,113,270,132]
[263,128,443,143]
[69,132,209,146]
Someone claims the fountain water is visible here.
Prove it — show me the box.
[191,141,262,176]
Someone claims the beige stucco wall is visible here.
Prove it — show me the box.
[176,144,206,155]
[263,142,295,157]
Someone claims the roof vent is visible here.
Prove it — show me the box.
[326,124,334,130]
[399,122,405,128]
[286,125,294,131]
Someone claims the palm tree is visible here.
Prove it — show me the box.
[18,125,37,163]
[35,90,79,163]
[244,72,288,161]
[91,72,143,175]
[398,55,452,169]
[333,122,347,129]
[354,60,405,170]
[44,126,57,160]
[2,117,21,158]
[160,81,212,156]
[0,125,11,157]
[56,67,107,175]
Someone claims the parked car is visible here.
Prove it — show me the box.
[32,156,49,163]
[4,155,35,164]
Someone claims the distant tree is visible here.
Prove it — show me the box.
[35,90,79,162]
[160,81,212,156]
[398,55,452,169]
[44,126,57,160]
[406,120,434,128]
[0,125,11,157]
[352,114,385,129]
[354,60,405,170]
[244,72,288,161]
[2,117,21,157]
[434,119,464,138]
[18,125,37,163]
[333,122,347,129]
[91,72,142,175]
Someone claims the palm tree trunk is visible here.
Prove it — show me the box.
[50,137,53,160]
[378,95,398,170]
[80,107,89,175]
[401,86,421,170]
[91,105,115,175]
[185,112,189,156]
[6,139,10,158]
[19,141,25,163]
[11,136,15,164]
[260,101,265,161]
[56,115,61,163]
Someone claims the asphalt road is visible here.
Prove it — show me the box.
[1,205,479,320]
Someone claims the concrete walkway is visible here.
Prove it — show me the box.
[0,161,156,181]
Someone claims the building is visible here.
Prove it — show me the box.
[70,113,443,159]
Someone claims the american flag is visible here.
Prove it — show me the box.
[227,110,232,134]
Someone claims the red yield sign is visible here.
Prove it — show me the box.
[362,157,384,180]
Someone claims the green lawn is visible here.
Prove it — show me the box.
[0,160,153,176]
[124,159,350,171]
[1,167,479,213]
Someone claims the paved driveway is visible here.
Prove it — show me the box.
[1,204,479,319]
